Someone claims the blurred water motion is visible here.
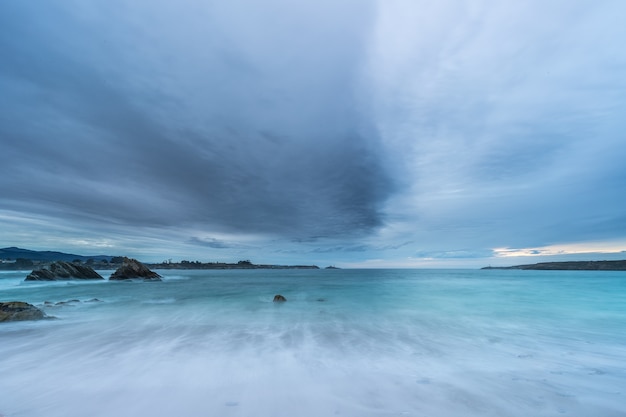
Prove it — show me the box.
[1,269,625,417]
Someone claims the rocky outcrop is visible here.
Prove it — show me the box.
[273,294,287,302]
[0,301,46,322]
[109,257,162,281]
[25,261,103,281]
[482,260,626,271]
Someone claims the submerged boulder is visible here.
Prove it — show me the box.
[25,261,103,281]
[0,301,46,322]
[273,294,287,302]
[109,257,161,281]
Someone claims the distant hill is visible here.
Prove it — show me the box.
[0,247,319,271]
[482,260,626,271]
[0,247,113,263]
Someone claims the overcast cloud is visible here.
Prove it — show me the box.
[1,0,625,266]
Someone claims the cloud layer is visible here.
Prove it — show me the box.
[1,0,626,265]
[1,0,391,242]
[369,0,626,255]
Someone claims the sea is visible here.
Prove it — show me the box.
[1,268,625,417]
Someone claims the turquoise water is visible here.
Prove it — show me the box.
[1,269,625,417]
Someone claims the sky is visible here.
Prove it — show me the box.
[1,0,625,267]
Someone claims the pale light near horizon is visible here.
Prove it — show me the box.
[494,241,626,258]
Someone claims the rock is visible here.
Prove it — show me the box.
[55,299,81,306]
[0,301,46,322]
[25,261,103,281]
[109,257,162,281]
[273,294,287,302]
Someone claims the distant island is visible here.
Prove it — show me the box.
[0,247,111,264]
[0,247,319,270]
[482,260,626,271]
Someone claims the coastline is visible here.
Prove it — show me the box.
[0,247,320,271]
[482,260,626,271]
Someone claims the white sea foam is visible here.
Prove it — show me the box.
[1,269,625,416]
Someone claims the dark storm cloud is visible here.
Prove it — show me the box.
[280,241,413,254]
[188,237,250,249]
[0,0,392,239]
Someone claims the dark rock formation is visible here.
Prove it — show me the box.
[109,257,162,281]
[273,294,287,302]
[0,301,46,322]
[54,299,81,306]
[25,261,104,281]
[43,298,103,307]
